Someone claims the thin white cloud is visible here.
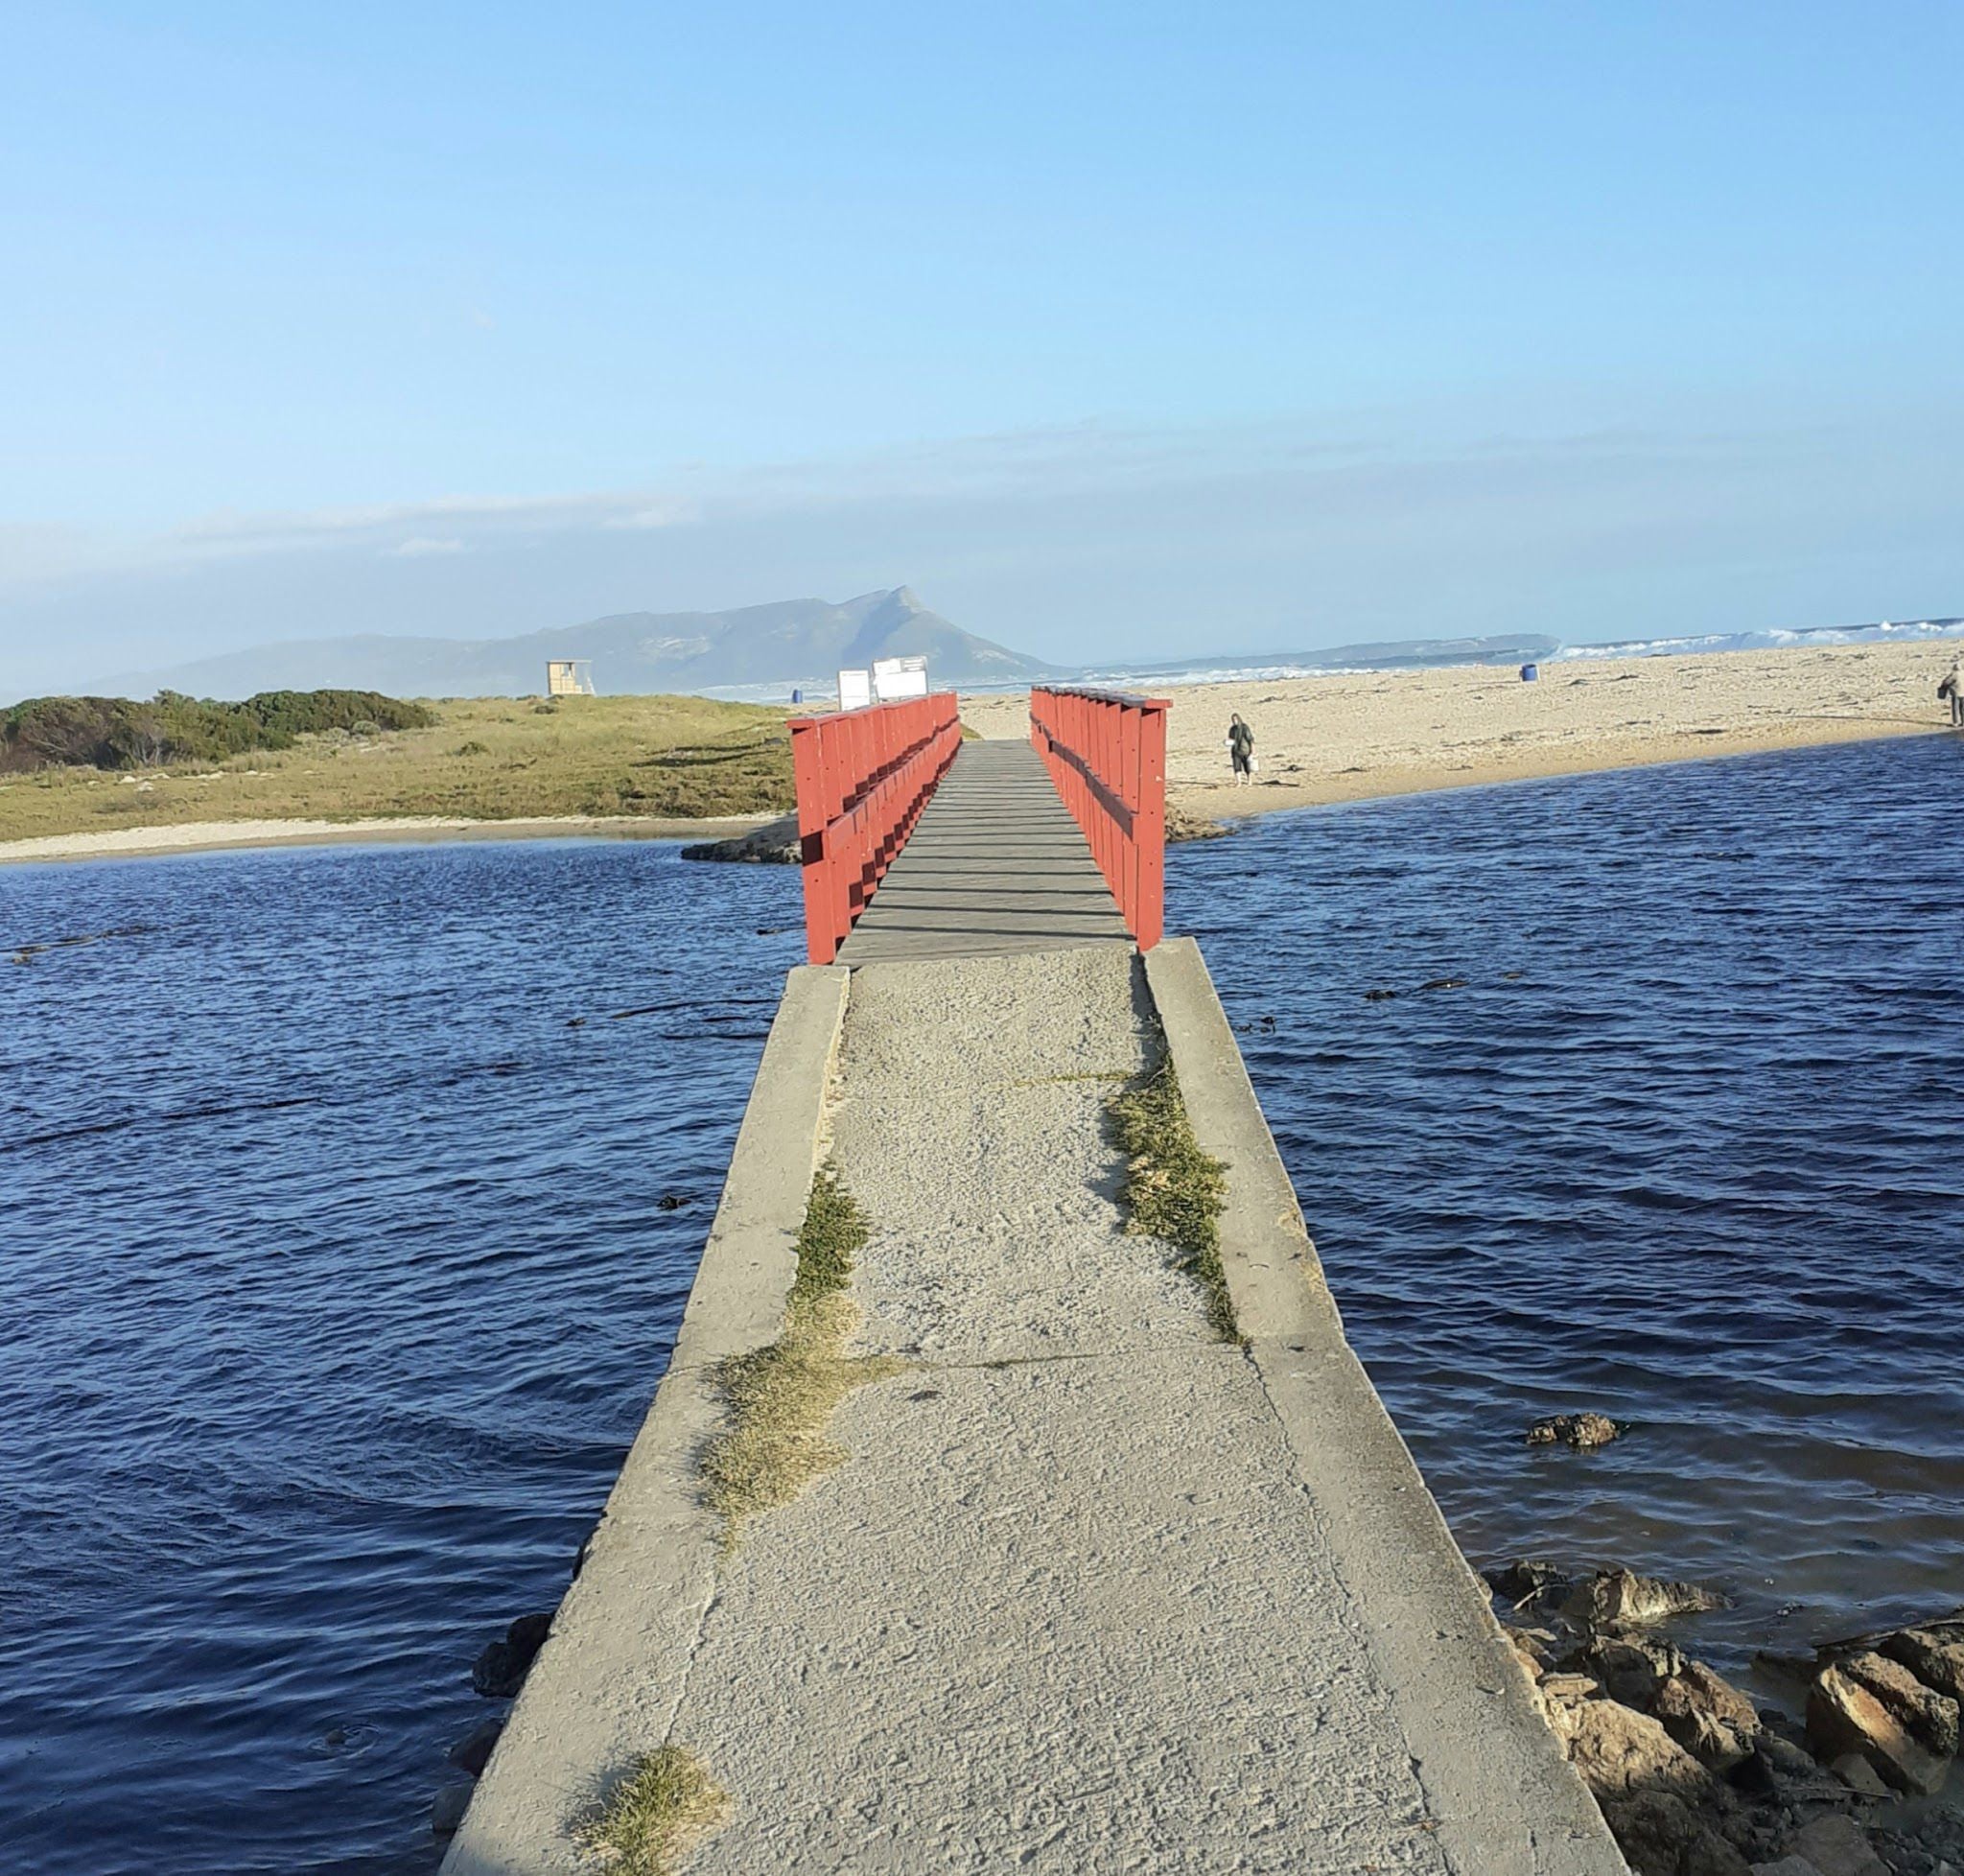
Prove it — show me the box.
[600,500,696,531]
[0,521,105,584]
[175,490,632,551]
[3,401,1947,641]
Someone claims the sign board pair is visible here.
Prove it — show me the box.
[837,655,929,712]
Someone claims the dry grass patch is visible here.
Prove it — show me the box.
[580,1744,730,1875]
[0,693,794,843]
[699,1169,904,1546]
[1111,1062,1237,1342]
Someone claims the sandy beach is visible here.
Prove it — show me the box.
[0,811,779,868]
[5,641,1954,866]
[964,638,1959,818]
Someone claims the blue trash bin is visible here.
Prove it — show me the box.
[1520,664,1539,683]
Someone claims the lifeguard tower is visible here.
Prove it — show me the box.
[546,659,596,697]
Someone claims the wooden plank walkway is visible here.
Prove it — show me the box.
[836,738,1134,965]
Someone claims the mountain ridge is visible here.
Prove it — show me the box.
[96,588,1057,699]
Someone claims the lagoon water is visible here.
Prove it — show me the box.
[2,843,802,1874]
[3,735,1959,1871]
[1174,734,1964,1684]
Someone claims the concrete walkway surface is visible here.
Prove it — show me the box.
[440,937,1625,1876]
[660,946,1625,1874]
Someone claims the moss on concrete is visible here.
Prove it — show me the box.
[700,1167,904,1546]
[580,1744,730,1874]
[1111,1063,1237,1342]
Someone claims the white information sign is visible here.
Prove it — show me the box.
[871,655,930,702]
[837,668,874,712]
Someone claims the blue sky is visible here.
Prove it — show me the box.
[4,1,1960,689]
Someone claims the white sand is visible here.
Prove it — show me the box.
[0,811,777,867]
[961,639,1957,818]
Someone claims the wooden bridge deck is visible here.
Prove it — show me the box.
[836,738,1134,965]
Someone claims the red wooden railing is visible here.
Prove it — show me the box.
[1028,685,1169,950]
[788,693,963,964]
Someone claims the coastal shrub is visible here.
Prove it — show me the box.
[1111,1062,1237,1342]
[0,690,435,773]
[699,1167,905,1547]
[580,1744,730,1874]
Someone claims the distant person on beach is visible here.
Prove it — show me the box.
[1228,713,1255,785]
[1942,663,1963,727]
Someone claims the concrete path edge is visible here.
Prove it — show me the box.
[439,962,852,1876]
[1142,936,1630,1876]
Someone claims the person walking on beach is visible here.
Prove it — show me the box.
[1228,713,1255,786]
[1941,662,1963,727]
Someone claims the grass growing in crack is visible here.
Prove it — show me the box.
[786,1167,864,1305]
[1003,1068,1135,1087]
[580,1744,730,1874]
[699,1167,904,1545]
[1110,1062,1238,1342]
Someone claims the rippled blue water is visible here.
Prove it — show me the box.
[2,840,807,1874]
[1173,734,1964,1679]
[5,738,1959,1871]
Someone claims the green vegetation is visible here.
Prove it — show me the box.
[699,1168,905,1547]
[1110,1062,1238,1342]
[0,692,795,843]
[580,1744,730,1875]
[0,689,433,774]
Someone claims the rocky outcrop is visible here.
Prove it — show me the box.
[1653,1661,1761,1771]
[1880,1624,1964,1706]
[1539,1686,1750,1876]
[448,1717,504,1777]
[1165,807,1229,843]
[1581,1634,1687,1709]
[680,813,800,864]
[1505,1624,1555,1679]
[1487,1558,1576,1608]
[1528,1411,1622,1448]
[1564,1568,1731,1629]
[432,1781,475,1836]
[1503,1575,1964,1876]
[471,1610,552,1700]
[1780,1813,1891,1876]
[1832,1651,1959,1757]
[1605,1788,1753,1876]
[1806,1663,1951,1794]
[1546,1690,1724,1804]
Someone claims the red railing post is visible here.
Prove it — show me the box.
[1134,700,1165,950]
[790,720,829,966]
[787,692,963,964]
[1026,685,1169,950]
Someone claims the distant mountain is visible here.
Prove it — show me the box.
[99,588,1058,699]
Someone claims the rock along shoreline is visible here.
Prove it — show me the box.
[1493,1558,1964,1876]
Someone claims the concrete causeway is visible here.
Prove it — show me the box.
[442,739,1627,1875]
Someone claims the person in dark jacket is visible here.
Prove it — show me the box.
[1228,714,1255,785]
[1941,663,1963,727]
